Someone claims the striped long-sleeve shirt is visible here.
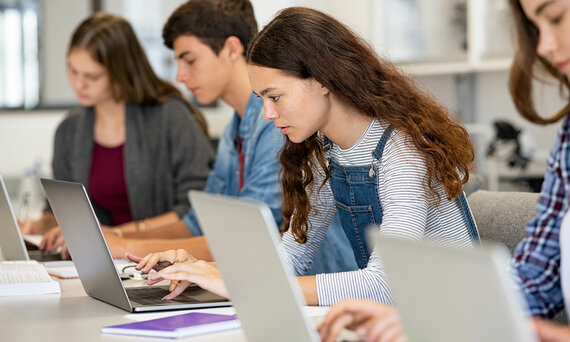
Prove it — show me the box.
[282,119,476,305]
[511,115,570,318]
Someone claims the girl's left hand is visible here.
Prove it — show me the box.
[127,249,197,273]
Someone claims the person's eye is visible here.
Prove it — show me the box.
[270,96,280,102]
[86,75,101,82]
[545,8,566,25]
[185,59,195,66]
[551,13,565,25]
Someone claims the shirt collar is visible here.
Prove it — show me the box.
[232,93,263,140]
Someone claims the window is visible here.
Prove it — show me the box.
[0,0,39,108]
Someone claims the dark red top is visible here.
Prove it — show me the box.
[88,142,133,225]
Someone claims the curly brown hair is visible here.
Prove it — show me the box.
[508,0,570,125]
[246,7,474,243]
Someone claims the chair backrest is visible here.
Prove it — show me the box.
[467,190,539,253]
[468,190,569,325]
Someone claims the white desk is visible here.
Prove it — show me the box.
[0,276,331,341]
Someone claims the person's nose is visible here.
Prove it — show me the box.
[263,103,279,121]
[176,61,189,83]
[72,75,87,90]
[536,26,557,60]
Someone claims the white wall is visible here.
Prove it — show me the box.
[0,110,64,178]
[41,0,90,106]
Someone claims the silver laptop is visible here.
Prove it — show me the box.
[189,190,321,342]
[376,235,539,342]
[41,178,230,312]
[0,175,61,261]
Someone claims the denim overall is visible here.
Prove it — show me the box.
[326,126,480,269]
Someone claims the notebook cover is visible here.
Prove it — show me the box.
[101,312,240,338]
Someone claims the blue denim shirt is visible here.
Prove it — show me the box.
[183,94,284,235]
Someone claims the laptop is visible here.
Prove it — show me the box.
[0,175,61,261]
[41,178,230,312]
[376,235,539,342]
[189,190,322,342]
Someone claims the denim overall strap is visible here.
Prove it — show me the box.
[457,192,481,244]
[328,126,393,269]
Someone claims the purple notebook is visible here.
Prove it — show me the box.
[101,312,240,339]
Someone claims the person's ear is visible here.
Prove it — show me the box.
[322,85,330,96]
[222,36,244,62]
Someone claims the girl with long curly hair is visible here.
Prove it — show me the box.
[245,7,480,306]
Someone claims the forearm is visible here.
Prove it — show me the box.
[110,236,213,261]
[512,215,565,315]
[114,212,192,239]
[298,275,318,305]
[512,260,564,317]
[124,221,192,239]
[28,211,58,234]
[314,252,394,306]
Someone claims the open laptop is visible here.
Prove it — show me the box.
[0,175,61,261]
[376,235,539,342]
[41,178,230,312]
[189,191,324,342]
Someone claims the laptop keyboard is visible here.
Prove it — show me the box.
[28,250,64,262]
[126,286,200,306]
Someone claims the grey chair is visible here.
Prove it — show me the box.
[468,190,538,253]
[468,190,568,324]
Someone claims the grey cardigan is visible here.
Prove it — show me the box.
[50,98,214,225]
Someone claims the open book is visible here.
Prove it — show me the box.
[0,260,61,296]
[101,312,240,338]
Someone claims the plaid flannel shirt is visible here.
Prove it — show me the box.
[511,115,570,318]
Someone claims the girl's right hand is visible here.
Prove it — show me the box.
[128,250,228,300]
[148,259,228,300]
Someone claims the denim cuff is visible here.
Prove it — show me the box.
[182,212,203,236]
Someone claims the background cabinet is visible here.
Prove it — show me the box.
[371,0,513,74]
